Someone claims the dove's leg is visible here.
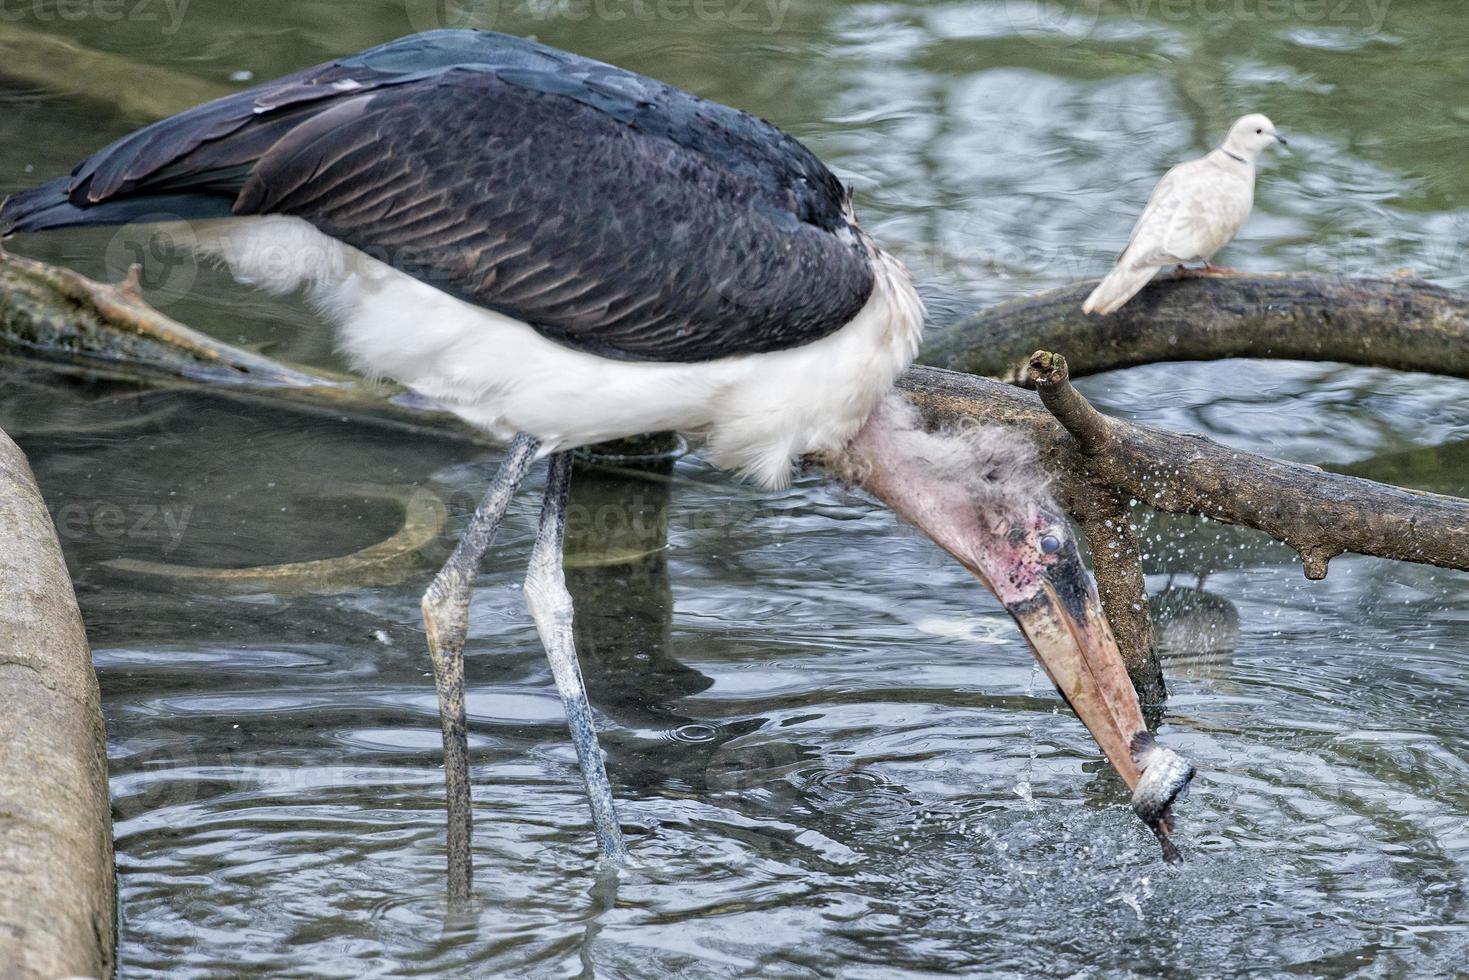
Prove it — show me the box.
[1175,261,1239,276]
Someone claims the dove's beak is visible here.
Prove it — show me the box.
[1274,133,1290,148]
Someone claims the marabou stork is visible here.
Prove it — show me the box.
[0,30,1193,900]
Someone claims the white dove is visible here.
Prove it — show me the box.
[1083,113,1286,315]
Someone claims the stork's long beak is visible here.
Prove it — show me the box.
[830,396,1194,861]
[1001,546,1146,791]
[967,538,1195,863]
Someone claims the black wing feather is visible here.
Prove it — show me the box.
[2,30,874,362]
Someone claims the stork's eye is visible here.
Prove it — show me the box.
[1039,534,1062,555]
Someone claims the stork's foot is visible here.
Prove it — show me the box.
[421,432,540,905]
[525,451,630,863]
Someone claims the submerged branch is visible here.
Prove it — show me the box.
[0,22,233,122]
[923,272,1469,383]
[0,249,484,442]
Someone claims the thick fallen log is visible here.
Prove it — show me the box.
[0,428,115,979]
[923,272,1469,383]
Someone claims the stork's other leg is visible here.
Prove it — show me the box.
[422,432,540,903]
[525,451,629,862]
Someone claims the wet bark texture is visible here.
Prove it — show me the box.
[924,272,1469,383]
[0,429,115,979]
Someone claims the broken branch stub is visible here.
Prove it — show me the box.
[1027,350,1118,455]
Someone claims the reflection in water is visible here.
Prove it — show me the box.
[1152,584,1241,685]
[563,446,810,811]
[565,447,699,727]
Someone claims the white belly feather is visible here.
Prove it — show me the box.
[188,216,923,489]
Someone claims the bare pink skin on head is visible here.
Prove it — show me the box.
[831,394,1074,606]
[825,395,1062,601]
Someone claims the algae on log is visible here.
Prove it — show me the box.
[0,429,115,980]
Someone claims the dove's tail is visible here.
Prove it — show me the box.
[1082,263,1157,315]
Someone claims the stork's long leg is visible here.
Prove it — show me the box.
[422,432,540,903]
[524,451,629,862]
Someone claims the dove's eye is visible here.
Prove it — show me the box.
[1039,534,1062,555]
[1255,128,1262,133]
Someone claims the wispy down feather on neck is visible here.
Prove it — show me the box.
[815,393,1051,509]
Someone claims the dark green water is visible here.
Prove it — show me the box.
[2,1,1468,976]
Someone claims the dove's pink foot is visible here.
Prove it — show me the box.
[1175,262,1239,277]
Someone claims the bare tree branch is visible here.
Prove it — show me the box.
[923,272,1469,383]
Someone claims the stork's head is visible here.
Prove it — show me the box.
[1222,113,1286,160]
[820,394,1193,858]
